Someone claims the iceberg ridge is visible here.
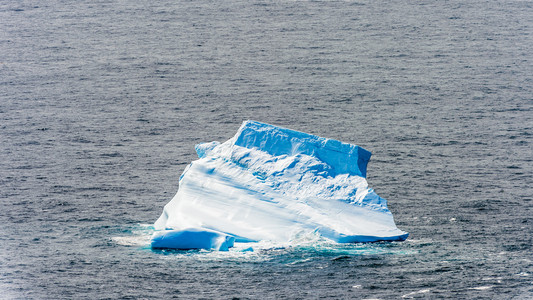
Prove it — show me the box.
[152,120,408,250]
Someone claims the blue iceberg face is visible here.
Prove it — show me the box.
[152,121,408,250]
[151,228,235,251]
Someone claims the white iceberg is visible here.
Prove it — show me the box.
[152,120,408,250]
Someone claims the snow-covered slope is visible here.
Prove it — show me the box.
[152,121,408,250]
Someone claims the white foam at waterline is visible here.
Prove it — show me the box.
[402,289,430,298]
[111,235,151,246]
[469,286,493,291]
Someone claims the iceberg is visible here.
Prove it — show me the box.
[152,120,408,251]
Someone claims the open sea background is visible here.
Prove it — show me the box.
[1,0,532,299]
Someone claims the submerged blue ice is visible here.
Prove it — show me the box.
[152,121,408,251]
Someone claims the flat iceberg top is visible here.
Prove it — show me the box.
[153,121,408,250]
[234,120,371,178]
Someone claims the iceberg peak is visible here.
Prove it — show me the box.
[233,120,371,178]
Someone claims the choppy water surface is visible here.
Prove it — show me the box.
[1,0,532,299]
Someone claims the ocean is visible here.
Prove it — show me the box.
[1,0,532,298]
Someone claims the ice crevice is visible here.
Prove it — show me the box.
[152,120,408,251]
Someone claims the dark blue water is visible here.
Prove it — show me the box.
[1,0,532,298]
